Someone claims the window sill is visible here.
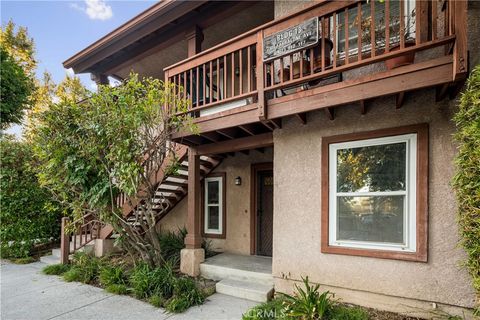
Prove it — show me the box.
[321,244,427,262]
[202,231,226,239]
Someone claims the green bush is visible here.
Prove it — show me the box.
[148,295,166,308]
[42,263,71,275]
[10,257,36,264]
[63,267,83,282]
[158,228,187,265]
[99,265,127,287]
[453,64,480,313]
[129,262,175,299]
[165,295,192,313]
[328,305,369,320]
[0,136,62,258]
[105,284,128,295]
[170,276,205,309]
[281,277,334,319]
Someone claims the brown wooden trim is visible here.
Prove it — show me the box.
[250,162,273,255]
[321,124,429,262]
[201,172,227,239]
[195,132,273,156]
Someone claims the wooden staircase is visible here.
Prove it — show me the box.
[98,145,222,240]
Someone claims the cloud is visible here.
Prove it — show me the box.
[70,0,113,21]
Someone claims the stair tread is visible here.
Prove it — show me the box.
[217,278,273,292]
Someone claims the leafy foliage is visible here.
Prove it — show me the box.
[0,47,35,129]
[453,65,480,313]
[281,277,334,319]
[165,276,205,313]
[42,263,71,275]
[30,73,194,267]
[129,262,176,299]
[99,265,127,287]
[243,297,287,320]
[105,284,129,295]
[0,136,62,258]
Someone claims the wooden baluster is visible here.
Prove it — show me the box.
[357,3,362,61]
[183,71,187,103]
[270,61,274,84]
[370,1,375,58]
[333,12,337,68]
[299,51,304,78]
[239,49,243,94]
[202,63,206,106]
[400,0,405,49]
[224,55,227,98]
[231,53,235,96]
[73,224,76,251]
[432,0,437,41]
[289,55,293,80]
[60,217,69,264]
[280,57,284,83]
[216,58,220,100]
[309,46,314,74]
[209,61,213,104]
[385,0,390,52]
[196,67,199,108]
[321,17,326,71]
[247,46,251,92]
[345,8,349,64]
[189,70,193,107]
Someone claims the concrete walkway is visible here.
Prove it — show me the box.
[0,260,257,320]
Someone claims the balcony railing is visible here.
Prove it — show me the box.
[164,0,466,121]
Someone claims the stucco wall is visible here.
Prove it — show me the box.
[159,148,273,255]
[272,90,476,313]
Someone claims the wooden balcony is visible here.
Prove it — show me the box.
[164,0,467,147]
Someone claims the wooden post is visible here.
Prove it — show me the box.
[186,25,203,57]
[184,147,202,249]
[452,0,467,81]
[256,30,267,120]
[60,217,70,264]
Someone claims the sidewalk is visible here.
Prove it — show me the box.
[0,260,256,320]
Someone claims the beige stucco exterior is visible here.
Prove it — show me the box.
[158,0,479,317]
[160,148,273,255]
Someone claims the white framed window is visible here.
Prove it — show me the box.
[204,175,224,235]
[328,133,417,252]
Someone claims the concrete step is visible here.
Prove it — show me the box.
[216,278,274,302]
[40,255,60,265]
[200,262,273,285]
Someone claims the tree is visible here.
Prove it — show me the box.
[31,74,195,266]
[0,21,37,130]
[0,135,62,258]
[0,47,35,129]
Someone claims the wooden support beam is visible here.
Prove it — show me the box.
[325,107,334,120]
[185,148,202,249]
[396,92,405,109]
[60,217,70,264]
[256,30,267,120]
[359,100,367,115]
[296,113,307,124]
[452,0,468,81]
[196,132,273,155]
[201,131,223,143]
[270,118,282,129]
[183,135,203,145]
[216,127,243,140]
[238,123,259,136]
[255,147,265,154]
[185,25,203,57]
[436,83,449,102]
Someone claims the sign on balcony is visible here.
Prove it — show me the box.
[263,17,318,62]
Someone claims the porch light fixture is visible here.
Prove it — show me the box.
[235,176,242,186]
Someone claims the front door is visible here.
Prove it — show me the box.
[256,169,274,257]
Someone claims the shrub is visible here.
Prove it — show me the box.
[43,263,71,275]
[99,265,127,287]
[129,262,175,299]
[63,267,83,282]
[281,277,334,319]
[10,257,36,264]
[165,295,191,313]
[453,64,480,314]
[148,295,166,308]
[171,276,205,307]
[105,284,129,295]
[158,228,187,265]
[328,304,369,320]
[242,297,286,320]
[0,136,62,258]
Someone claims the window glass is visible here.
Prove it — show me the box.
[207,206,220,230]
[336,142,406,192]
[207,180,219,204]
[337,196,404,244]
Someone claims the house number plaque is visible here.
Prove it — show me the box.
[263,17,318,62]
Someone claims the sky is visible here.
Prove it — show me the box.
[1,0,156,137]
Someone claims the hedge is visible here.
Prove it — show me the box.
[452,65,480,313]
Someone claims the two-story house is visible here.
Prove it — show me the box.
[63,0,479,317]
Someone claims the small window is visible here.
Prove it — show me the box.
[203,173,226,237]
[321,125,428,261]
